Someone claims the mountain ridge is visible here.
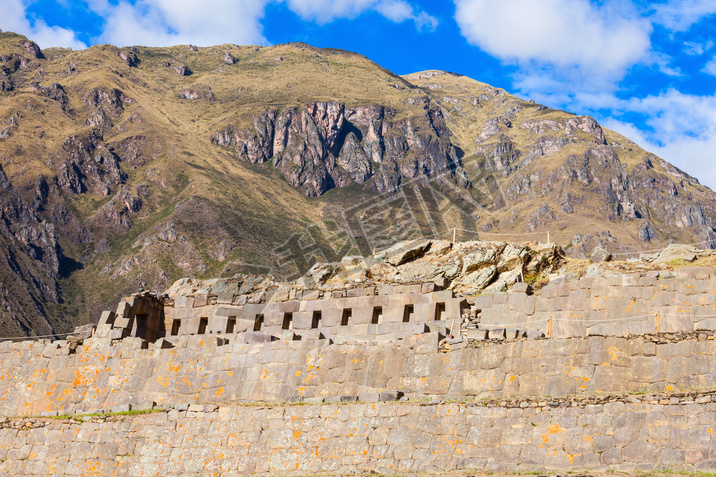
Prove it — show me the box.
[0,31,715,337]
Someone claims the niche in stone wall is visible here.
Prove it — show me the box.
[171,319,181,336]
[254,314,264,332]
[311,311,322,329]
[341,309,352,326]
[282,313,293,330]
[372,306,383,324]
[226,317,236,333]
[435,303,446,321]
[403,305,415,323]
[198,317,208,334]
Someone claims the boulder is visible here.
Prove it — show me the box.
[590,246,612,263]
[653,244,698,264]
[462,247,501,274]
[511,282,533,295]
[384,240,431,266]
[461,265,497,293]
[484,268,522,293]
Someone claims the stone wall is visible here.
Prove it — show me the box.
[477,267,716,337]
[2,329,714,417]
[2,266,716,475]
[92,267,716,345]
[161,283,466,340]
[1,398,715,475]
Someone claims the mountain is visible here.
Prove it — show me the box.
[1,31,715,337]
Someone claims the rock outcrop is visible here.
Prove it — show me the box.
[0,164,60,336]
[212,99,470,196]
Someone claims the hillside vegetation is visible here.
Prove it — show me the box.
[0,32,714,336]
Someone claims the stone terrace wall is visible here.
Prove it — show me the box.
[2,398,715,476]
[1,330,714,417]
[477,267,716,337]
[161,284,465,340]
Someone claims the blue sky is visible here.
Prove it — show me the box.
[4,0,716,189]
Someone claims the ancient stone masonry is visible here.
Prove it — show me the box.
[2,259,716,473]
[2,397,716,476]
[475,266,716,337]
[96,291,165,342]
[161,282,466,342]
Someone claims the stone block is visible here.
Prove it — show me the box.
[414,303,437,323]
[302,290,321,301]
[487,328,505,340]
[421,283,437,294]
[377,284,393,295]
[192,294,208,307]
[524,296,536,315]
[379,391,404,401]
[383,301,407,324]
[243,332,277,344]
[99,311,117,326]
[472,294,493,310]
[465,329,488,341]
[409,333,439,353]
[188,404,218,412]
[593,366,630,393]
[508,292,527,313]
[155,338,173,349]
[358,392,380,402]
[511,282,533,294]
[292,311,314,330]
[623,440,659,463]
[567,289,589,310]
[597,446,622,465]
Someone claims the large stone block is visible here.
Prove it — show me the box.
[507,292,527,313]
[291,311,315,330]
[193,294,208,308]
[414,303,437,323]
[472,294,493,310]
[174,296,194,308]
[593,366,631,393]
[383,302,408,324]
[623,440,659,463]
[99,311,117,326]
[567,289,589,311]
[551,312,586,337]
[352,306,376,325]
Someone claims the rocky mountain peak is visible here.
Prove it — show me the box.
[0,32,714,337]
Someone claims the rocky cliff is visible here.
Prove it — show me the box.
[211,99,468,196]
[0,31,715,336]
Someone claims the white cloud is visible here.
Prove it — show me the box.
[683,40,713,55]
[374,0,438,30]
[453,0,651,80]
[286,0,438,29]
[599,91,716,190]
[651,0,716,31]
[703,57,716,76]
[90,0,269,47]
[78,0,437,48]
[1,0,86,49]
